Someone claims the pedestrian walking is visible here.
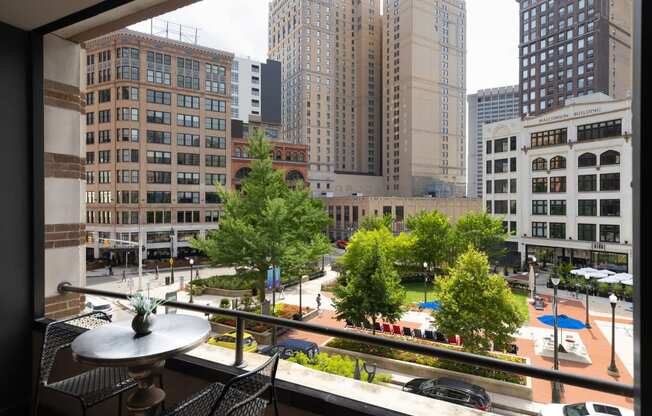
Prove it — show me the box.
[196,269,200,280]
[155,265,160,280]
[316,293,322,311]
[108,263,113,276]
[121,269,126,283]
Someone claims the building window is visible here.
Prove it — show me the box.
[205,210,220,223]
[600,150,621,166]
[206,136,226,149]
[486,160,492,174]
[177,192,199,204]
[550,176,566,193]
[146,89,171,105]
[577,119,622,141]
[146,211,171,224]
[532,222,547,237]
[600,173,620,191]
[146,191,171,203]
[205,117,226,131]
[577,223,596,241]
[177,153,200,166]
[530,128,567,147]
[578,152,597,167]
[532,200,547,215]
[486,181,492,194]
[494,179,508,193]
[550,222,566,239]
[147,130,171,145]
[206,155,226,167]
[98,89,111,103]
[510,136,517,151]
[177,211,200,223]
[206,98,227,112]
[510,178,517,193]
[177,114,200,128]
[600,225,620,243]
[550,155,566,169]
[578,174,597,192]
[147,110,171,125]
[550,200,567,216]
[177,172,200,185]
[205,192,221,204]
[177,133,200,147]
[98,150,110,163]
[532,157,547,171]
[146,51,171,85]
[147,171,171,184]
[600,199,620,217]
[98,110,110,123]
[146,150,171,164]
[578,200,597,216]
[510,200,517,214]
[486,140,492,154]
[494,200,508,214]
[494,159,509,173]
[206,173,227,186]
[494,138,508,153]
[532,177,547,193]
[177,94,200,109]
[486,200,492,213]
[510,157,517,172]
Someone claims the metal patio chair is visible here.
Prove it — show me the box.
[402,327,413,337]
[163,353,280,416]
[413,328,423,338]
[34,312,137,416]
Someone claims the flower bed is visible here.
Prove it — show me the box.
[288,352,392,384]
[210,303,313,333]
[326,337,527,385]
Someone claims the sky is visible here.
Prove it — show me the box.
[130,0,520,95]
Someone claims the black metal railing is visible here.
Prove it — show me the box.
[57,282,634,398]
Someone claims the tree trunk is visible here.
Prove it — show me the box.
[372,317,376,335]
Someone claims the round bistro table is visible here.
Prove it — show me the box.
[71,314,210,416]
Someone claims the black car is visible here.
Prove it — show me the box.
[259,339,320,359]
[402,377,491,411]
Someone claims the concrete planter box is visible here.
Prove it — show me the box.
[201,287,253,297]
[320,345,532,400]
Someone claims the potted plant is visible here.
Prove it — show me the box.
[128,292,165,336]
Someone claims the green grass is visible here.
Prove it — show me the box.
[401,282,529,320]
[512,292,530,320]
[402,281,436,305]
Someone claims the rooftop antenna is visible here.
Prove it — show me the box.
[149,18,199,45]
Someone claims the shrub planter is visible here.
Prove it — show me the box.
[201,287,253,297]
[319,345,533,400]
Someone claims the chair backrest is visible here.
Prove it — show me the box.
[392,325,401,335]
[402,327,412,337]
[211,353,280,416]
[373,322,381,332]
[382,323,391,333]
[413,329,423,338]
[39,312,111,385]
[345,319,354,327]
[424,329,435,340]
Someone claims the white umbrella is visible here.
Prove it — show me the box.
[528,266,535,296]
[621,278,634,286]
[597,275,623,284]
[611,272,633,282]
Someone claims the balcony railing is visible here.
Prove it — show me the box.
[57,282,634,398]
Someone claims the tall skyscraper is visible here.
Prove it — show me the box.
[230,57,282,124]
[382,0,467,197]
[467,85,519,198]
[268,0,382,195]
[518,0,632,117]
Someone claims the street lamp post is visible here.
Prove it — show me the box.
[551,275,562,403]
[423,262,429,303]
[584,274,592,329]
[188,258,195,303]
[169,228,175,284]
[607,293,620,377]
[529,256,537,299]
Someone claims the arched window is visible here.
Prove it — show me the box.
[550,155,566,170]
[275,149,282,160]
[242,147,249,158]
[235,167,251,180]
[286,170,304,182]
[600,150,620,166]
[578,152,597,167]
[298,152,305,162]
[532,157,547,171]
[234,147,241,158]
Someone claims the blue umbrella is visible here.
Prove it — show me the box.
[537,314,586,329]
[418,301,440,311]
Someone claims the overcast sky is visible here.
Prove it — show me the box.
[130,0,520,94]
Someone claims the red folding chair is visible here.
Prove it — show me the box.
[392,325,402,335]
[382,323,391,333]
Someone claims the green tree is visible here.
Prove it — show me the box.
[359,213,394,232]
[452,212,508,261]
[435,247,527,352]
[333,228,406,333]
[192,130,331,306]
[405,210,454,275]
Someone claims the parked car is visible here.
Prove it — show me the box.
[402,377,491,411]
[335,240,348,249]
[259,338,320,359]
[84,295,113,319]
[540,402,634,416]
[208,332,258,352]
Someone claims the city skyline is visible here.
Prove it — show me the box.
[129,0,519,97]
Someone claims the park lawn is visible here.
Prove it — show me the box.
[402,282,530,319]
[402,281,436,305]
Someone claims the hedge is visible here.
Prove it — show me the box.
[288,352,392,384]
[326,338,527,385]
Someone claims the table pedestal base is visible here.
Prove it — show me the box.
[127,360,166,416]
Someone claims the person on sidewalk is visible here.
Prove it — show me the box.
[121,269,126,283]
[155,265,159,280]
[108,263,113,276]
[316,293,322,312]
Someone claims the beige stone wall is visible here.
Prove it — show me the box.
[331,174,385,197]
[43,34,86,318]
[609,0,633,100]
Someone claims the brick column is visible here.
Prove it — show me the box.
[43,34,86,319]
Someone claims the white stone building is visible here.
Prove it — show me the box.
[483,93,632,272]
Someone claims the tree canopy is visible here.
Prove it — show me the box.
[452,212,508,260]
[191,130,331,303]
[434,247,527,352]
[404,210,454,274]
[332,228,406,333]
